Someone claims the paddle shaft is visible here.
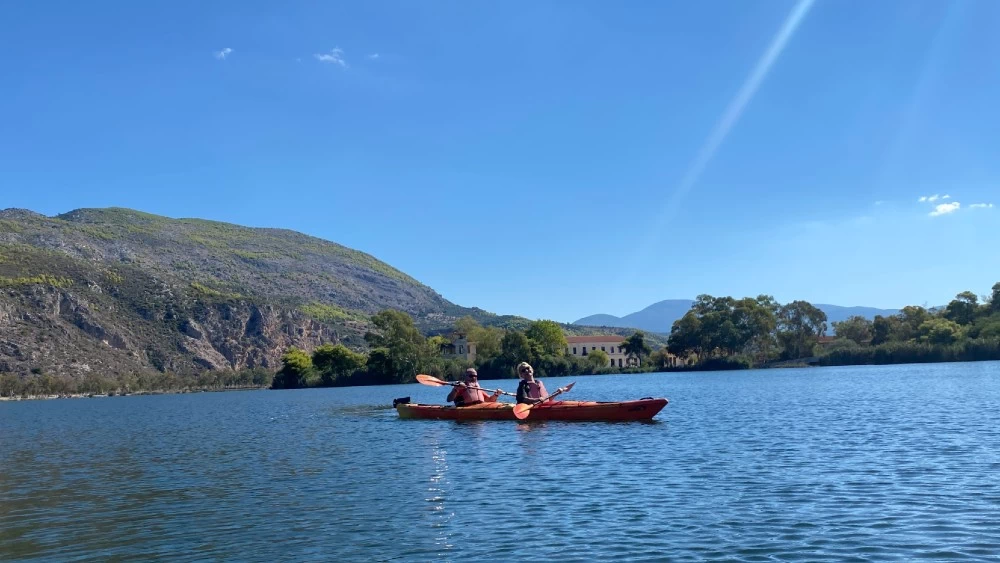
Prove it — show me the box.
[442,380,516,397]
[416,373,516,397]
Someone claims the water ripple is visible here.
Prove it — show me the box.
[3,364,1000,560]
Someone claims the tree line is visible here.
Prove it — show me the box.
[818,283,1000,365]
[0,368,273,398]
[271,309,658,389]
[665,295,828,368]
[665,282,1000,368]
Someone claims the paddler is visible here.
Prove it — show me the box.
[447,368,501,407]
[515,362,549,404]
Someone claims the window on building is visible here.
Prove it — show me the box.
[573,347,577,355]
[583,348,588,355]
[601,346,606,351]
[459,345,464,354]
[609,359,614,367]
[618,358,623,367]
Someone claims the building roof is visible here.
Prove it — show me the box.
[566,335,625,344]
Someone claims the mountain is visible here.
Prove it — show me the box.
[574,300,901,334]
[575,300,695,334]
[0,207,659,378]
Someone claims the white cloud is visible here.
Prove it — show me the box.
[929,202,960,217]
[367,53,380,60]
[314,48,347,67]
[942,194,951,199]
[970,203,994,209]
[214,48,233,60]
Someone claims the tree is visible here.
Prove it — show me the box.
[312,344,367,386]
[272,347,314,389]
[622,331,651,367]
[475,327,504,362]
[897,306,931,341]
[871,315,892,345]
[777,300,827,359]
[733,296,779,362]
[0,374,21,397]
[364,310,433,383]
[364,348,397,385]
[587,349,610,369]
[500,331,534,370]
[833,315,874,346]
[944,291,979,326]
[668,311,703,359]
[991,282,1000,312]
[918,318,964,345]
[525,320,568,357]
[454,316,481,339]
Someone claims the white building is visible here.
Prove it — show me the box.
[440,334,477,363]
[566,335,636,368]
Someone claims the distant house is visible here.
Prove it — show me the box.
[566,335,639,368]
[440,333,476,363]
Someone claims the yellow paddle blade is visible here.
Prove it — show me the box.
[512,403,532,420]
[415,374,447,386]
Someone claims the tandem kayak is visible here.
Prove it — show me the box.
[392,397,668,422]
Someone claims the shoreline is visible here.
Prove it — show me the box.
[0,386,268,402]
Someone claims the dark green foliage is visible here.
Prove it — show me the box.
[668,295,779,364]
[622,331,652,365]
[524,320,568,357]
[313,344,367,386]
[817,284,1000,367]
[271,347,315,389]
[833,315,873,345]
[818,339,1000,366]
[778,300,827,360]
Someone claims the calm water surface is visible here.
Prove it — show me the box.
[3,363,1000,561]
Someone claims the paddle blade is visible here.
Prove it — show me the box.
[564,382,576,392]
[416,374,446,387]
[512,403,532,420]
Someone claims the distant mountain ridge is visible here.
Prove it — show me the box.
[574,299,901,334]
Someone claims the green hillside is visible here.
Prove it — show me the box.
[0,207,659,379]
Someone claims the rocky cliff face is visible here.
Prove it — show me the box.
[0,283,347,377]
[0,207,452,378]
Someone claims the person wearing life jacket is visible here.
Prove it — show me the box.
[515,362,549,404]
[447,368,501,407]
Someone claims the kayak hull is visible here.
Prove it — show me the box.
[395,398,667,422]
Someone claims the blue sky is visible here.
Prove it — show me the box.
[2,1,998,322]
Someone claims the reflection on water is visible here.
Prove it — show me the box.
[424,432,453,553]
[3,365,1000,561]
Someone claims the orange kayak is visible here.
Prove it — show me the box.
[393,397,667,422]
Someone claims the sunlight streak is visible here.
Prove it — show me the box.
[623,0,816,282]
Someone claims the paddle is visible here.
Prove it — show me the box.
[512,382,576,420]
[415,374,516,397]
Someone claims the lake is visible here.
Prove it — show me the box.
[2,363,1000,561]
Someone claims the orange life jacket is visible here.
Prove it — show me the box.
[518,380,544,402]
[456,385,486,406]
